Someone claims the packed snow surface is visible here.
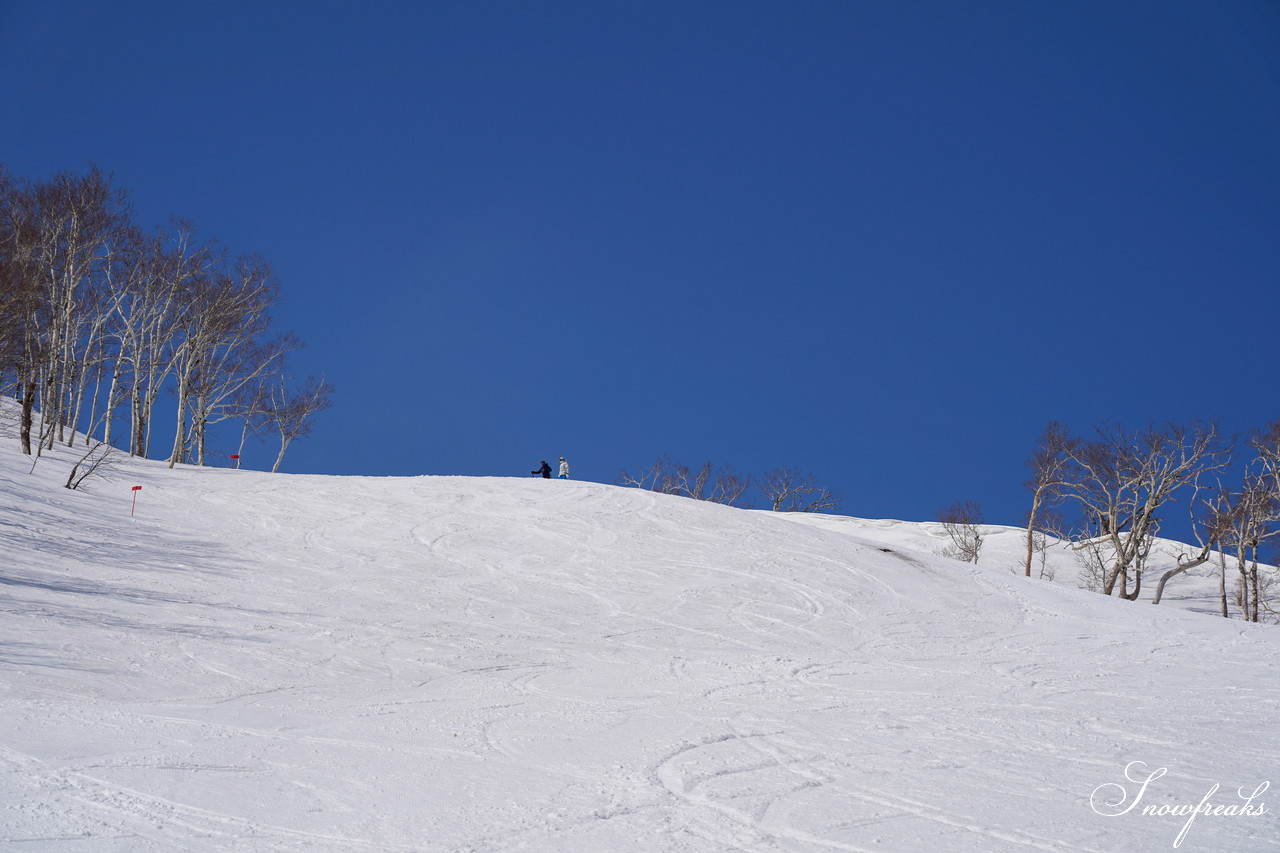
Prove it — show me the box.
[1,434,1277,851]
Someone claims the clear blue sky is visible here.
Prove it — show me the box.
[3,0,1279,528]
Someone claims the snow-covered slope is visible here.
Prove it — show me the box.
[778,512,1264,617]
[1,430,1276,851]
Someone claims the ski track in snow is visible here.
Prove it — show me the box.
[1,424,1278,851]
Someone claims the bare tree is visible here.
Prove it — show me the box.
[229,366,276,466]
[261,373,334,473]
[937,498,984,564]
[619,456,752,507]
[1215,546,1231,618]
[0,171,47,455]
[672,461,713,501]
[0,165,22,376]
[704,464,751,507]
[27,167,131,449]
[1151,473,1226,606]
[1023,422,1076,577]
[119,222,217,457]
[187,331,298,466]
[0,248,27,406]
[95,224,158,451]
[1074,529,1112,592]
[759,466,841,513]
[1057,421,1233,600]
[1213,478,1275,621]
[1200,423,1280,621]
[0,166,134,456]
[619,455,683,493]
[63,249,124,448]
[167,254,278,467]
[65,441,121,490]
[667,461,751,506]
[1026,525,1057,581]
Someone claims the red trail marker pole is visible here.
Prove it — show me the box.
[131,485,142,517]
[230,454,240,469]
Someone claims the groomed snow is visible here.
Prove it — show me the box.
[1,422,1276,851]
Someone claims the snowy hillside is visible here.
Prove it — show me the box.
[1,423,1277,851]
[779,513,1267,618]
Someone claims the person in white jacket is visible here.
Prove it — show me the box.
[558,457,570,479]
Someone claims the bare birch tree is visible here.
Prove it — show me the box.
[261,373,334,473]
[118,222,216,457]
[1217,421,1280,621]
[167,255,278,467]
[26,167,130,449]
[3,164,332,468]
[619,455,679,492]
[759,466,841,512]
[703,464,751,507]
[619,456,752,506]
[188,331,298,465]
[1202,476,1275,621]
[1058,421,1233,601]
[937,498,984,563]
[1023,422,1076,577]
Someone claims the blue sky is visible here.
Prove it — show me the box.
[3,0,1279,528]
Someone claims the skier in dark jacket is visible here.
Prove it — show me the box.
[532,460,552,479]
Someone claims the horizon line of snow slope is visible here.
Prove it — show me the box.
[0,439,1277,851]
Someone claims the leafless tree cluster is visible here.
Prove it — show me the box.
[1023,419,1278,621]
[936,498,984,563]
[1182,423,1280,622]
[759,466,842,513]
[0,164,332,470]
[619,457,840,512]
[618,455,752,506]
